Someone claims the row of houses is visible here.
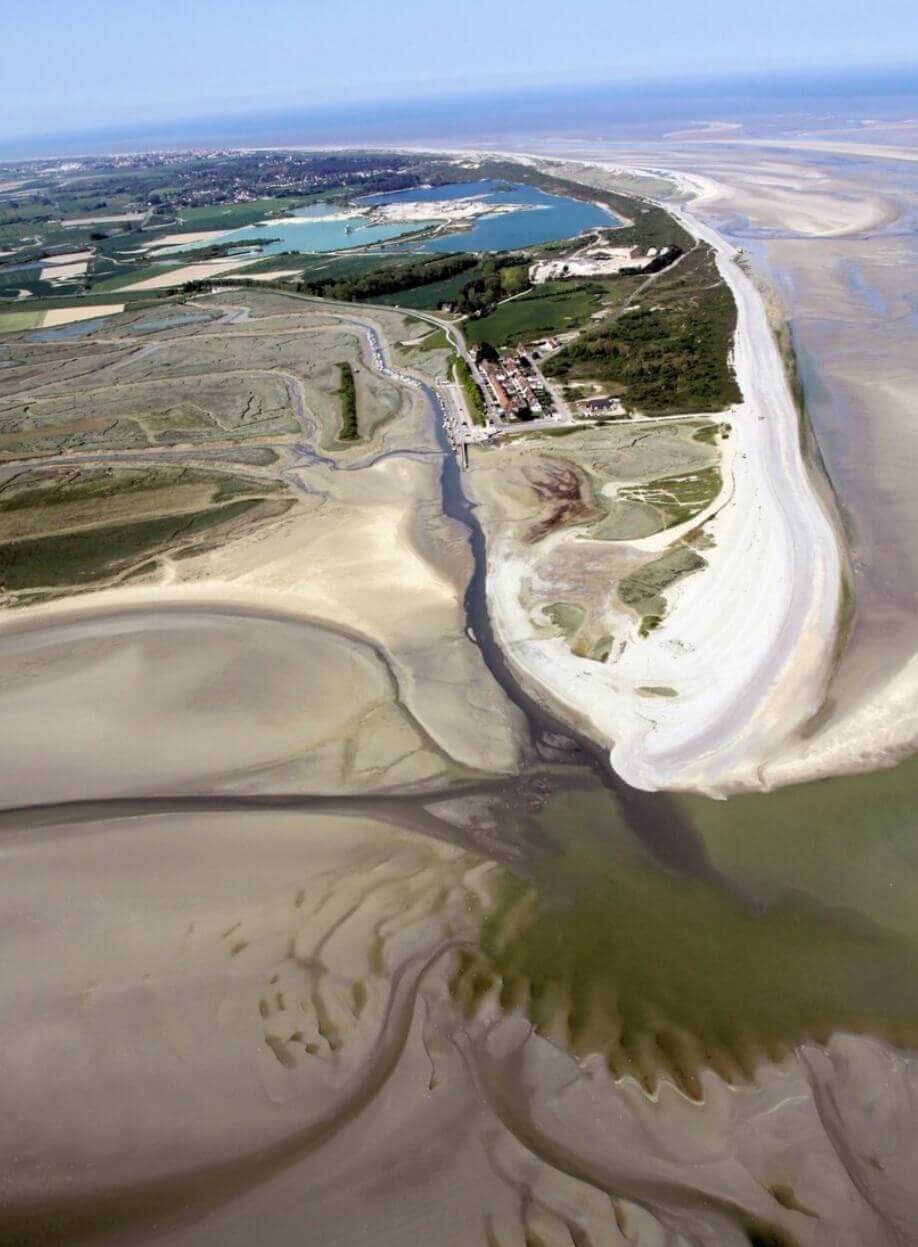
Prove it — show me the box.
[478,350,551,421]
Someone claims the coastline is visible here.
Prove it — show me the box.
[472,157,847,795]
[0,152,856,796]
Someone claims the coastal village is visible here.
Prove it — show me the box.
[431,230,675,449]
[475,341,624,426]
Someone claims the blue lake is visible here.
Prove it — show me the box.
[363,180,617,252]
[166,181,616,260]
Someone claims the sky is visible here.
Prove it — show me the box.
[3,0,916,141]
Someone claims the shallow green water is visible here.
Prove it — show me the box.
[462,756,918,1095]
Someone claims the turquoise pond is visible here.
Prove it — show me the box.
[163,182,617,260]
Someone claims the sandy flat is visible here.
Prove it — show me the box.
[40,304,124,327]
[117,257,263,290]
[0,604,417,804]
[690,137,918,164]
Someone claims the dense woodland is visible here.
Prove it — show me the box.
[545,277,741,414]
[452,257,531,315]
[301,254,477,302]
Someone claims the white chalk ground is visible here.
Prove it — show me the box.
[371,198,522,224]
[64,212,146,225]
[117,256,263,290]
[484,162,844,795]
[39,250,94,265]
[238,269,301,282]
[40,260,88,281]
[41,304,124,327]
[144,230,233,250]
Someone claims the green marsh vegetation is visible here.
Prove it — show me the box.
[0,465,286,599]
[452,778,918,1100]
[0,497,270,595]
[612,464,723,530]
[617,544,707,635]
[336,361,359,440]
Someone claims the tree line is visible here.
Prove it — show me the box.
[301,254,477,302]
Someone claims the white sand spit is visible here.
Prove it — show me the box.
[481,161,844,795]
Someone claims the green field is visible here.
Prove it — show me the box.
[159,198,303,233]
[464,282,604,347]
[374,265,486,310]
[0,310,43,332]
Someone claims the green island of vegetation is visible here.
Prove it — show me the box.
[617,544,707,635]
[336,361,359,440]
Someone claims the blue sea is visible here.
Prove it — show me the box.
[3,66,915,160]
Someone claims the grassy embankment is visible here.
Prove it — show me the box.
[337,362,359,440]
[454,357,486,426]
[417,327,449,352]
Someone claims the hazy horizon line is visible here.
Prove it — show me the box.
[3,62,916,163]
